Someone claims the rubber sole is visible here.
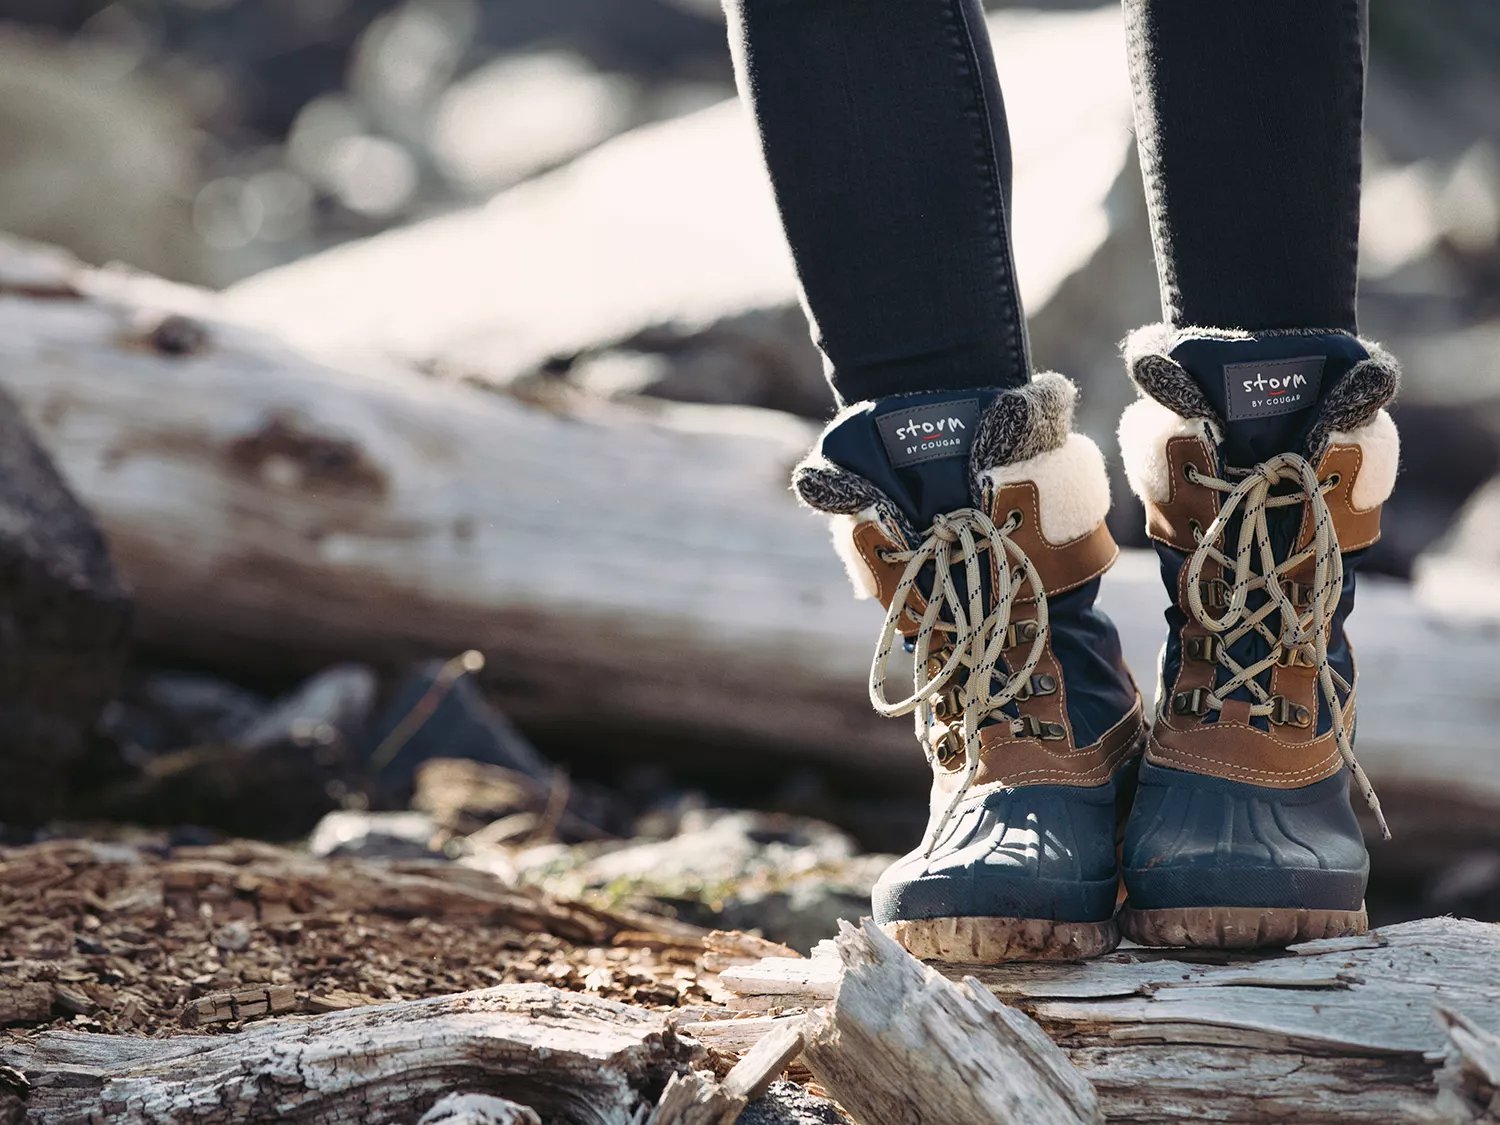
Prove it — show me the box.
[1118,904,1368,949]
[882,916,1120,963]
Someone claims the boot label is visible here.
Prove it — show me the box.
[1223,356,1326,421]
[876,399,981,467]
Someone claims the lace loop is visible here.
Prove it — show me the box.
[868,507,1049,856]
[1182,453,1389,839]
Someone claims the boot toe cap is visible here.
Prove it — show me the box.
[1122,761,1370,911]
[873,784,1121,925]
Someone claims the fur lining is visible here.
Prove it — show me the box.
[1119,397,1400,510]
[829,508,882,600]
[968,372,1076,479]
[1328,409,1400,510]
[979,433,1111,543]
[1117,397,1217,504]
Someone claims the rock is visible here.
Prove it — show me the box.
[237,664,378,752]
[519,808,894,952]
[124,673,271,752]
[0,384,131,826]
[74,741,346,840]
[307,809,444,860]
[362,661,553,797]
[740,1080,847,1125]
[85,665,376,836]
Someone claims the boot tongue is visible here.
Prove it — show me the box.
[1169,332,1369,467]
[819,389,999,528]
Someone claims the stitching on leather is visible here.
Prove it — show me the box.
[978,705,1144,787]
[1149,740,1343,783]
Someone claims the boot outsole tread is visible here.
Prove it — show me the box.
[1118,904,1368,949]
[882,916,1120,963]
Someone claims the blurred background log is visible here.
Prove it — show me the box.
[1,237,1498,876]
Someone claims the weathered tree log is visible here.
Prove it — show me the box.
[800,920,1100,1125]
[0,984,697,1124]
[709,916,1500,1123]
[1,240,1498,865]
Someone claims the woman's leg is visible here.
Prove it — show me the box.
[1124,0,1367,333]
[723,0,1030,403]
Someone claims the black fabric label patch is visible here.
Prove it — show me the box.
[876,399,981,468]
[1223,356,1326,421]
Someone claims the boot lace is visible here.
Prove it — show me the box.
[868,506,1050,856]
[1182,452,1389,838]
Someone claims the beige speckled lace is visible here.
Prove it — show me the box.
[868,507,1050,855]
[1182,452,1389,838]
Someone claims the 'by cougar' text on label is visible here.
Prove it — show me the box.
[1222,356,1327,422]
[876,398,981,468]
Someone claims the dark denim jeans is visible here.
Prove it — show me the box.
[724,0,1368,404]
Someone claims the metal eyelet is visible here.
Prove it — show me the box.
[1013,715,1067,741]
[1172,689,1211,716]
[1188,518,1203,541]
[1274,645,1315,669]
[1183,462,1199,483]
[1000,620,1040,649]
[1198,578,1232,609]
[1325,472,1341,489]
[1012,674,1059,702]
[1283,581,1313,606]
[1185,635,1222,663]
[932,689,963,719]
[1269,697,1313,728]
[931,723,962,767]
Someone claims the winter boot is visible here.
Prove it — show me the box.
[794,376,1145,962]
[1116,324,1400,948]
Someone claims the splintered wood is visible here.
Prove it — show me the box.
[0,838,724,1037]
[800,921,1100,1125]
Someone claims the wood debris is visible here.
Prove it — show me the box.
[0,838,724,1038]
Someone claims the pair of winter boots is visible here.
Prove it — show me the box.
[794,326,1399,958]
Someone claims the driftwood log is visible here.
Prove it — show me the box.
[0,984,698,1124]
[706,916,1500,1123]
[1,239,1499,851]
